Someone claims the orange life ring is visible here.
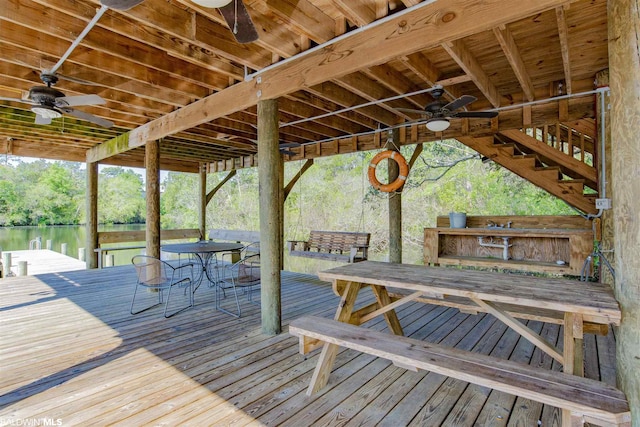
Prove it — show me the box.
[368,150,409,192]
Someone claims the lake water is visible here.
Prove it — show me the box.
[0,224,146,267]
[0,225,422,274]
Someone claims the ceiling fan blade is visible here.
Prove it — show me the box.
[395,107,429,115]
[34,114,52,125]
[61,108,114,128]
[56,74,101,87]
[219,0,259,44]
[443,95,477,112]
[455,111,499,118]
[100,0,144,10]
[0,96,35,105]
[56,94,106,107]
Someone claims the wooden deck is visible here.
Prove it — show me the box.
[0,265,617,426]
[2,250,86,276]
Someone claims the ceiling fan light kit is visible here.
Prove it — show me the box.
[426,118,450,132]
[191,0,232,7]
[31,106,62,119]
[397,86,497,133]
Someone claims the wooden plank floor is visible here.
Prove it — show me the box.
[0,265,617,426]
[2,250,86,276]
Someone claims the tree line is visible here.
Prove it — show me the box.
[0,140,575,261]
[0,160,145,226]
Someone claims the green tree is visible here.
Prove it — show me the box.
[99,167,145,224]
[25,162,83,225]
[161,172,199,229]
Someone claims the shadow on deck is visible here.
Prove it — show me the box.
[0,265,616,426]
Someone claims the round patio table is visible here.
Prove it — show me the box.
[162,241,243,292]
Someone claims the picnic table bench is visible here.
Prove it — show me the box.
[290,316,630,427]
[287,230,370,263]
[290,261,629,426]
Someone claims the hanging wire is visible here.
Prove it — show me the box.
[386,129,404,197]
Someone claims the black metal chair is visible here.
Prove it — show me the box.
[131,255,194,318]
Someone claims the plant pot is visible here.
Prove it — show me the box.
[449,212,467,228]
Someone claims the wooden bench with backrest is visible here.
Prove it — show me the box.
[290,316,631,427]
[287,230,370,263]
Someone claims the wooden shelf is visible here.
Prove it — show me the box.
[436,255,574,274]
[431,227,593,238]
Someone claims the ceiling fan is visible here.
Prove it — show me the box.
[0,73,114,128]
[100,0,258,44]
[399,87,498,132]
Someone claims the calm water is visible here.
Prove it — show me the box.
[0,224,146,267]
[0,225,422,272]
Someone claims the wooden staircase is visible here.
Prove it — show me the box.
[457,122,598,214]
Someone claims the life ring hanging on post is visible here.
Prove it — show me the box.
[368,150,409,192]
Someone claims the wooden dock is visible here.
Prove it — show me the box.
[0,265,617,426]
[1,250,86,277]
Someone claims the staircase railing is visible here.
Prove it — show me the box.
[523,123,596,168]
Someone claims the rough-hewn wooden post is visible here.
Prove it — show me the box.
[609,0,640,423]
[279,155,285,271]
[85,161,98,269]
[258,98,282,335]
[199,163,207,241]
[387,129,402,263]
[145,140,161,259]
[595,70,614,286]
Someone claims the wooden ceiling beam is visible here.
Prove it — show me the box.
[0,38,208,110]
[279,97,365,135]
[333,1,378,27]
[493,25,535,102]
[334,73,416,123]
[5,0,242,81]
[264,0,336,44]
[442,39,502,108]
[363,65,431,110]
[89,0,577,163]
[175,0,302,59]
[555,5,573,94]
[286,91,375,130]
[306,82,389,128]
[80,0,271,69]
[401,52,462,101]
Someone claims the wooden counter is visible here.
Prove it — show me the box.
[424,226,593,276]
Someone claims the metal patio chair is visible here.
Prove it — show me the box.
[131,255,194,318]
[215,251,260,317]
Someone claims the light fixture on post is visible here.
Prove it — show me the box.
[190,0,232,7]
[425,118,450,132]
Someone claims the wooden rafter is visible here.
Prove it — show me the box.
[493,25,535,102]
[0,0,609,175]
[442,39,502,108]
[97,0,575,161]
[555,5,573,94]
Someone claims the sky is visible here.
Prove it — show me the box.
[5,155,169,182]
